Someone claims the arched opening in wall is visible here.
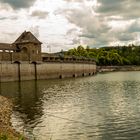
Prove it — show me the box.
[31,61,37,64]
[59,75,62,79]
[22,47,28,53]
[13,61,21,81]
[73,74,76,78]
[31,62,37,80]
[89,73,91,76]
[82,73,85,77]
[13,61,20,64]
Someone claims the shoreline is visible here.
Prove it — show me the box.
[0,95,26,140]
[97,65,140,73]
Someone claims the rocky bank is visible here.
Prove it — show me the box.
[0,96,25,140]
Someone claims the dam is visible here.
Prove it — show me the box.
[0,31,96,82]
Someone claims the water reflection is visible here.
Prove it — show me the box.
[1,72,140,140]
[0,81,43,138]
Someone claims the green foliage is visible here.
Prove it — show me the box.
[19,136,24,140]
[65,45,140,66]
[0,134,8,140]
[0,134,25,140]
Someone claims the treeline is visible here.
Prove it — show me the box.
[65,45,140,66]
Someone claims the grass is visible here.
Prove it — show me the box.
[0,134,25,140]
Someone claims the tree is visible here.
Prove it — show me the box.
[66,45,140,66]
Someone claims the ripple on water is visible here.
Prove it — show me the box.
[2,71,140,140]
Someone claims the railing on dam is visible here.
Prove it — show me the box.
[42,53,96,64]
[0,52,96,64]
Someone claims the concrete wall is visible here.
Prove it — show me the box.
[37,63,62,79]
[0,63,19,82]
[20,64,35,81]
[0,62,96,82]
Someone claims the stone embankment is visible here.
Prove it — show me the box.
[97,66,140,73]
[0,96,25,139]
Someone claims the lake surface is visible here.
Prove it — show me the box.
[1,71,140,140]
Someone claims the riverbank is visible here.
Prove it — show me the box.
[97,66,140,73]
[0,96,26,140]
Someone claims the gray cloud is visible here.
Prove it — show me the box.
[72,38,81,44]
[0,0,36,9]
[79,33,95,39]
[117,33,136,41]
[59,0,140,47]
[128,21,140,33]
[63,0,83,2]
[96,0,140,19]
[0,16,18,20]
[64,8,110,34]
[64,0,83,2]
[0,17,7,20]
[63,0,93,2]
[58,3,111,47]
[66,28,77,35]
[31,10,49,19]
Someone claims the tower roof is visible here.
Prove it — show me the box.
[14,31,42,44]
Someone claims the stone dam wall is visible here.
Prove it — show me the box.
[0,62,96,82]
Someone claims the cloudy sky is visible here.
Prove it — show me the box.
[0,0,140,52]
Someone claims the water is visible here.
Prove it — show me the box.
[1,71,140,140]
